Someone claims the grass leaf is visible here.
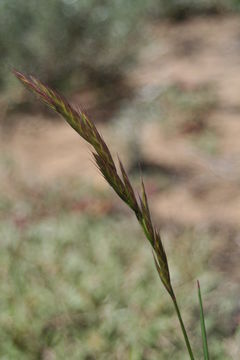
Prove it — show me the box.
[197,280,210,360]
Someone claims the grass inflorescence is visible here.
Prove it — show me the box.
[13,70,173,298]
[13,70,199,359]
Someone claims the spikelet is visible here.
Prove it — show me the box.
[14,70,173,297]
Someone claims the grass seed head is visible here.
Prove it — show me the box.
[14,70,173,296]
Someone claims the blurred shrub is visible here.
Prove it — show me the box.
[0,0,146,93]
[2,0,240,100]
[150,0,238,21]
[2,0,239,96]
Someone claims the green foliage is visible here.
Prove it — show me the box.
[0,0,146,92]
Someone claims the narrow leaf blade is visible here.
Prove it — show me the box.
[197,281,210,360]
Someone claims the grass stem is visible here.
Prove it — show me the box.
[172,294,195,360]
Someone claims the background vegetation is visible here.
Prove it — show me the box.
[0,0,240,359]
[1,0,240,94]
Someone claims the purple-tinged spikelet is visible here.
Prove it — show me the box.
[14,70,173,297]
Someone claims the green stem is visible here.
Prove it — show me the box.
[172,293,195,360]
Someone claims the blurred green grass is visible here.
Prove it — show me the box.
[0,173,238,359]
